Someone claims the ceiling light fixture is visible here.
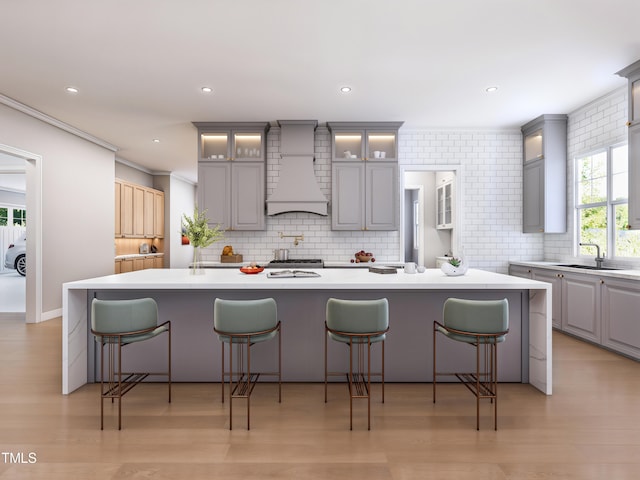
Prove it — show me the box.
[201,86,213,93]
[152,139,160,143]
[65,86,79,94]
[485,86,498,93]
[340,86,352,93]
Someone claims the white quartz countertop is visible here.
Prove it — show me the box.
[64,267,550,291]
[115,253,164,259]
[510,261,640,281]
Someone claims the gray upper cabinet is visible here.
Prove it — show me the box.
[616,60,640,229]
[328,122,403,231]
[521,114,568,233]
[194,122,270,231]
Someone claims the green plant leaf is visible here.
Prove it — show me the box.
[181,207,224,248]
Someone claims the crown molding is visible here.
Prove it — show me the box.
[0,93,118,152]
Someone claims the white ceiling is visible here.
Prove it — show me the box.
[1,0,640,183]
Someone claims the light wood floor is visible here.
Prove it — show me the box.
[1,318,640,479]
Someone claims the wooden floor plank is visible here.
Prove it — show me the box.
[1,317,640,479]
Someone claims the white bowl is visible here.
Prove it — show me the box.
[440,261,468,276]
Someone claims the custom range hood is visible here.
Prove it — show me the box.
[266,120,328,216]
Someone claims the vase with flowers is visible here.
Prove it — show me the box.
[181,207,224,274]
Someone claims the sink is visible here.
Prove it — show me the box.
[556,264,620,271]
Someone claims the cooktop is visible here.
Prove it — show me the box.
[266,259,324,268]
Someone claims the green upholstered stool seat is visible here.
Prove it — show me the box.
[90,297,171,430]
[433,297,509,430]
[325,297,389,430]
[213,298,281,430]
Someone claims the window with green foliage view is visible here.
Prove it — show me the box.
[0,207,26,226]
[576,144,640,259]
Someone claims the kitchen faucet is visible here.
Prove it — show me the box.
[579,242,605,268]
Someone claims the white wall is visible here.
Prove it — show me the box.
[115,160,154,187]
[0,189,25,206]
[154,174,196,268]
[0,103,115,319]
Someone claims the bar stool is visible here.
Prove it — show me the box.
[325,297,389,430]
[213,298,281,430]
[433,298,509,430]
[91,298,171,430]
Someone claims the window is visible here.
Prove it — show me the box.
[12,208,26,226]
[0,206,26,226]
[576,144,640,259]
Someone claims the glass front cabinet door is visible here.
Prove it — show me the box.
[329,122,403,162]
[193,122,270,231]
[195,122,269,162]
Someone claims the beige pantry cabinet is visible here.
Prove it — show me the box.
[115,179,164,239]
[115,254,164,274]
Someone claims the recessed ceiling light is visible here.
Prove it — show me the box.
[152,139,160,143]
[201,86,213,93]
[485,86,498,93]
[65,86,79,94]
[340,86,352,93]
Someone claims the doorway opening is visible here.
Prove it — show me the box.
[400,165,462,268]
[0,144,42,323]
[0,152,26,319]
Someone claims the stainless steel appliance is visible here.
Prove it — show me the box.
[273,248,289,261]
[266,259,323,269]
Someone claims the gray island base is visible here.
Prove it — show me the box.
[63,268,552,395]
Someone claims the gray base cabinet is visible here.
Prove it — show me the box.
[511,263,640,360]
[531,269,563,330]
[561,272,601,344]
[508,265,532,279]
[602,277,640,358]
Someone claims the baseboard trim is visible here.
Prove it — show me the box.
[0,312,26,321]
[41,308,62,322]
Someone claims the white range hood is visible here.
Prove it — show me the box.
[266,120,328,216]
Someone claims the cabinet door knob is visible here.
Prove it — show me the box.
[627,121,633,127]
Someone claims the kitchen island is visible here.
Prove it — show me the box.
[63,268,551,395]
